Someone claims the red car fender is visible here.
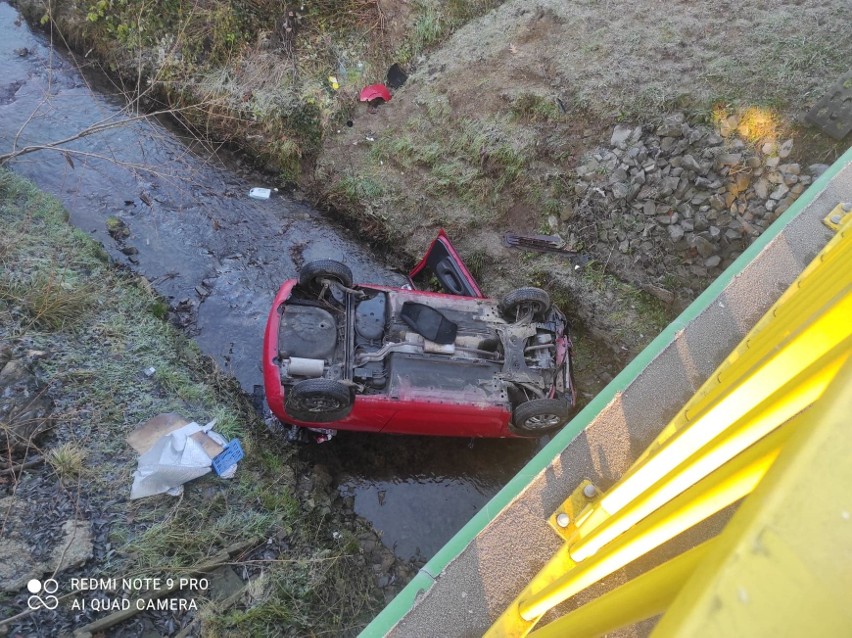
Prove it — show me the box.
[359,84,392,103]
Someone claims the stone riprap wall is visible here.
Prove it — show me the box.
[570,113,827,297]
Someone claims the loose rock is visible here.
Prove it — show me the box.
[610,125,633,147]
[0,496,93,592]
[770,184,790,200]
[0,358,54,452]
[668,224,684,242]
[567,113,818,297]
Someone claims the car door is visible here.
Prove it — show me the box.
[408,230,484,298]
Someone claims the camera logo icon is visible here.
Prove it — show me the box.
[27,579,59,610]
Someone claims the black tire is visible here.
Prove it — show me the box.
[286,379,353,423]
[510,398,571,435]
[299,260,353,292]
[500,287,551,321]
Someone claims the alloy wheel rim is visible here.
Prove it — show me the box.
[525,413,561,429]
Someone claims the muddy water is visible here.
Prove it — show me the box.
[0,2,556,561]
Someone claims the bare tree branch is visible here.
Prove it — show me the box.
[0,100,231,165]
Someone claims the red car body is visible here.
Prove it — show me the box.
[263,232,576,438]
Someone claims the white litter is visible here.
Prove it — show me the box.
[130,420,217,500]
[249,187,272,200]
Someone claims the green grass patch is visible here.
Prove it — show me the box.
[580,264,671,340]
[201,548,381,637]
[395,0,504,62]
[0,270,100,331]
[510,93,564,122]
[330,173,386,204]
[374,109,532,215]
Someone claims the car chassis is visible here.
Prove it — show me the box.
[263,232,577,440]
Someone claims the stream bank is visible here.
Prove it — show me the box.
[12,0,849,361]
[0,169,410,636]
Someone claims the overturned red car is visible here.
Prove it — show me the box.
[263,231,576,439]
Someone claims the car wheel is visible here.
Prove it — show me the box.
[286,379,353,423]
[500,287,551,321]
[510,398,571,435]
[299,260,353,293]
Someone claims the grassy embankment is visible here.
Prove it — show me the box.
[18,0,499,180]
[315,0,850,351]
[0,170,383,636]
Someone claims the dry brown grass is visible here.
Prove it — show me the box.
[420,0,851,120]
[0,272,98,332]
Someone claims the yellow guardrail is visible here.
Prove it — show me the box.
[486,204,852,637]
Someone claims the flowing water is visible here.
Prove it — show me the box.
[0,2,554,561]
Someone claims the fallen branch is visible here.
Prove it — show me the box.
[0,455,44,475]
[71,537,260,638]
[0,100,226,166]
[0,145,205,183]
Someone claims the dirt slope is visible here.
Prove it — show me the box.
[411,0,846,120]
[313,0,849,352]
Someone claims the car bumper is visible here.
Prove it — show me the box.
[262,279,297,424]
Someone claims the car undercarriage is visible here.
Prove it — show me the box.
[267,258,576,437]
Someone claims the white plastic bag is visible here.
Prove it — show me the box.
[130,421,214,500]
